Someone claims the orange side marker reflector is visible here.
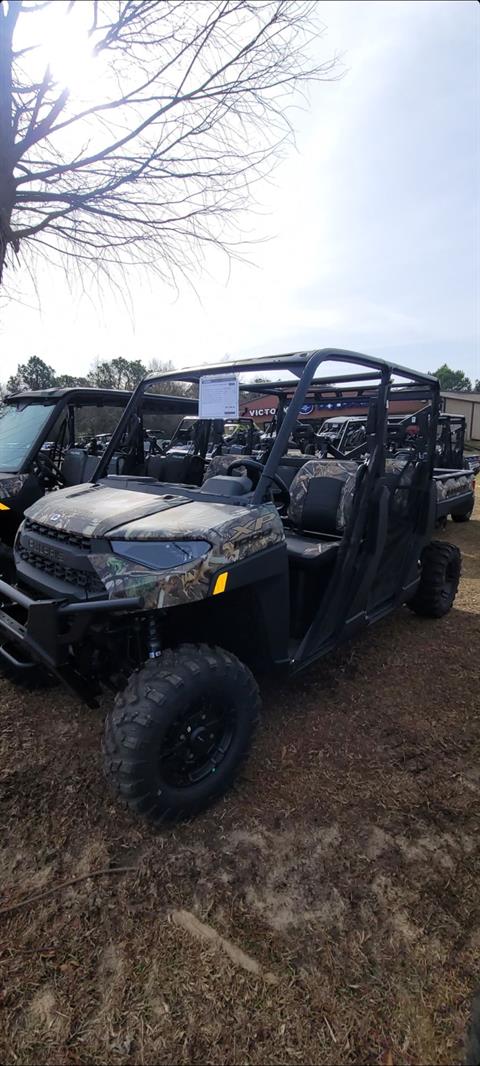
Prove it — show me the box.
[0,502,10,511]
[213,572,228,595]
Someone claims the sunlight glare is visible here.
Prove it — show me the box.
[34,4,100,101]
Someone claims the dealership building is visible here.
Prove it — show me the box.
[240,389,480,442]
[441,390,480,442]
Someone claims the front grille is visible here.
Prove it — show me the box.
[17,544,104,595]
[24,519,91,552]
[19,519,103,596]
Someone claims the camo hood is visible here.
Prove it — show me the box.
[23,482,285,609]
[25,482,197,538]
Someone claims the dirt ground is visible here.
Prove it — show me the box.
[0,507,479,1066]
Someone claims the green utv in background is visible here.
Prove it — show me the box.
[0,350,463,824]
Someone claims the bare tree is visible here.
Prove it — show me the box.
[0,0,336,289]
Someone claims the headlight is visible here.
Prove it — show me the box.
[110,539,210,570]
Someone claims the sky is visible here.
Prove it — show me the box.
[0,0,478,384]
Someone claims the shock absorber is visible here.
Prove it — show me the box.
[147,614,162,659]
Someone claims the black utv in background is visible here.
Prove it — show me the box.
[0,386,197,571]
[0,350,463,824]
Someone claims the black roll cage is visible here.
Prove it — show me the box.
[93,349,440,498]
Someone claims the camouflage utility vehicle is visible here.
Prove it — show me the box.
[0,350,462,823]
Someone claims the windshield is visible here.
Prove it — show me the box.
[319,420,342,433]
[171,418,197,445]
[0,403,54,472]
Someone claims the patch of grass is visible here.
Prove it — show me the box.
[0,508,479,1064]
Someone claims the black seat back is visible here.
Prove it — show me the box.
[301,477,346,534]
[288,460,359,534]
[83,454,101,481]
[276,455,309,490]
[61,448,87,486]
[146,452,204,485]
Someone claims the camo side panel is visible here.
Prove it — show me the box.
[435,473,473,501]
[89,503,285,609]
[202,454,249,481]
[288,459,359,529]
[0,474,29,500]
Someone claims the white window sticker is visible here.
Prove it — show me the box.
[199,374,239,419]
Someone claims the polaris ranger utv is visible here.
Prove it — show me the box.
[315,410,475,524]
[166,415,261,458]
[0,350,462,824]
[0,386,197,572]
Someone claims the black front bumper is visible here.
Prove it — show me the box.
[0,577,143,690]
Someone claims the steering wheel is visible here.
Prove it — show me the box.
[35,454,67,487]
[226,458,291,510]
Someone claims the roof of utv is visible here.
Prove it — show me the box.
[141,348,438,388]
[5,387,197,413]
[318,415,365,424]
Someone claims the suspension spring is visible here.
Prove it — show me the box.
[147,615,162,659]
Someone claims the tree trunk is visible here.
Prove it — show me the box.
[0,4,17,283]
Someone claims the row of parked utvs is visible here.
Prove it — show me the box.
[0,349,475,824]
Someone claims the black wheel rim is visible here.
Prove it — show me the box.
[160,698,235,787]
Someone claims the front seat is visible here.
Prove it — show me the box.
[286,459,360,568]
[61,448,87,486]
[202,454,249,481]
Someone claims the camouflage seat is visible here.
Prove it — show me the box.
[202,454,250,481]
[285,459,360,570]
[288,459,360,534]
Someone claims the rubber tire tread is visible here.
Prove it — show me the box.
[465,992,480,1066]
[452,509,472,523]
[103,644,260,824]
[407,540,461,618]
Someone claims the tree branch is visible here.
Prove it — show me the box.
[0,0,338,288]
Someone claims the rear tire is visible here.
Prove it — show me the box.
[407,541,461,618]
[103,644,260,824]
[452,509,473,523]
